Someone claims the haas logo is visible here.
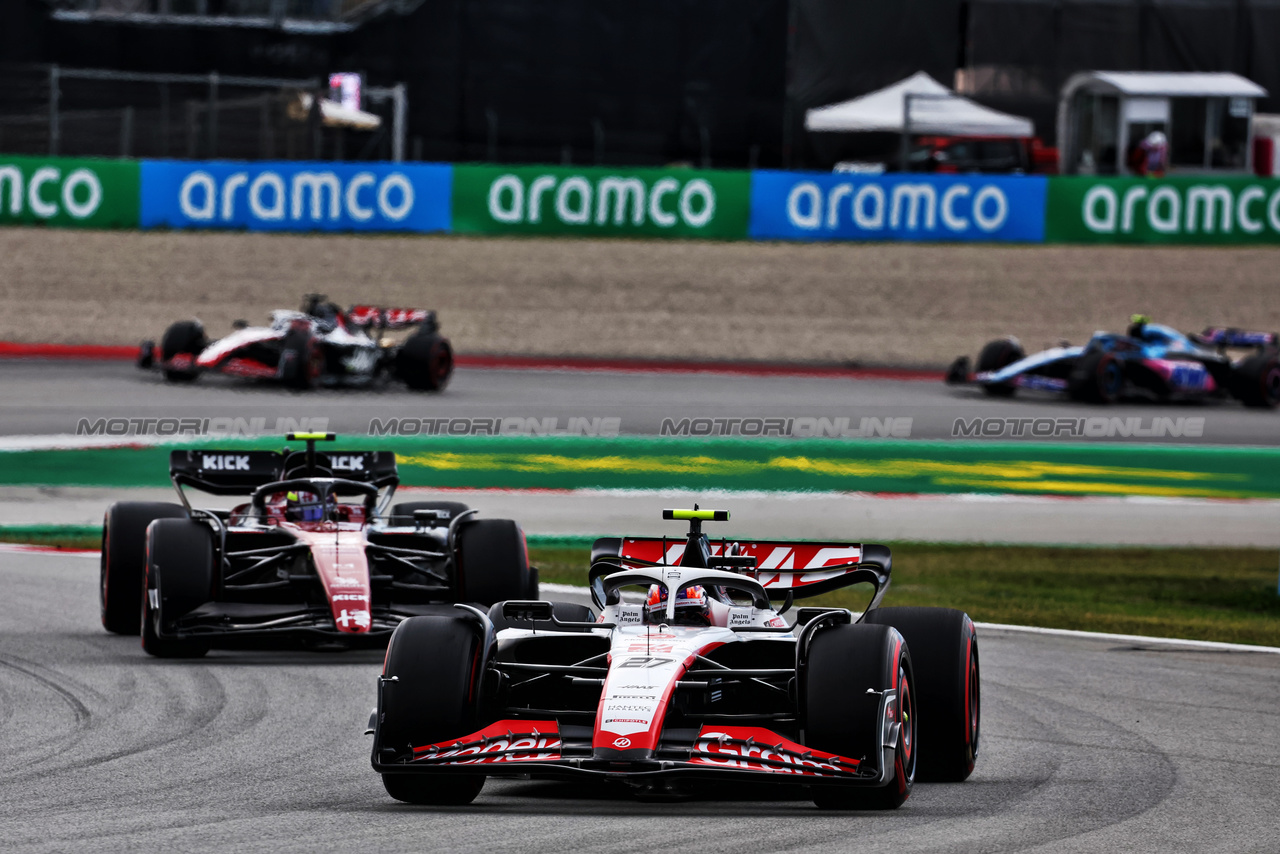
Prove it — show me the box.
[612,737,632,749]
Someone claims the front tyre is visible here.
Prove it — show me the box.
[976,338,1024,397]
[141,519,213,658]
[160,321,206,382]
[376,616,488,805]
[864,607,980,782]
[1069,350,1123,403]
[804,623,916,810]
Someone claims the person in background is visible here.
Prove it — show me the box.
[1134,131,1168,177]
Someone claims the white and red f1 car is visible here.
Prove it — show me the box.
[100,433,535,656]
[369,508,980,809]
[137,294,453,391]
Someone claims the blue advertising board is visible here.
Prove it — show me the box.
[140,161,452,233]
[749,171,1047,242]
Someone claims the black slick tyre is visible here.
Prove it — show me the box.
[804,623,916,810]
[160,321,206,382]
[389,500,472,526]
[141,519,213,658]
[456,519,535,605]
[397,332,453,392]
[1230,352,1280,408]
[101,501,187,635]
[377,615,487,805]
[976,339,1024,397]
[863,607,980,782]
[1069,350,1123,403]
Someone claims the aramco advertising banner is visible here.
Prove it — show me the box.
[0,155,140,228]
[451,164,751,239]
[749,171,1047,242]
[139,160,452,232]
[1045,176,1280,244]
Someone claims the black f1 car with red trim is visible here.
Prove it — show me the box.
[369,508,979,810]
[99,433,536,657]
[137,293,453,391]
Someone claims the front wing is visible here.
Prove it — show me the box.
[372,719,897,789]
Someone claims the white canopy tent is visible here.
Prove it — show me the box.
[804,71,1035,137]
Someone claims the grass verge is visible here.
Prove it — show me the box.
[6,527,1276,646]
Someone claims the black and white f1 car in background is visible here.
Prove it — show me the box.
[100,433,536,656]
[137,294,453,391]
[370,508,980,810]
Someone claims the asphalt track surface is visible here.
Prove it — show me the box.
[3,550,1279,854]
[1,359,1278,444]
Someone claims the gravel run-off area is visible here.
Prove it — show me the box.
[4,228,1279,367]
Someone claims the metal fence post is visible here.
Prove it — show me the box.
[207,71,219,158]
[159,82,170,157]
[485,108,497,162]
[120,105,134,157]
[392,83,407,162]
[49,64,60,156]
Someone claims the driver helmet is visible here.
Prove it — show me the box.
[645,584,710,626]
[1127,313,1151,339]
[285,490,326,522]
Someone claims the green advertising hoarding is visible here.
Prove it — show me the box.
[452,164,751,239]
[0,155,140,228]
[1046,175,1280,244]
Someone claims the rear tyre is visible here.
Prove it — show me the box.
[456,519,534,605]
[863,607,980,782]
[804,623,916,810]
[397,333,453,392]
[160,321,206,382]
[976,339,1024,397]
[1230,352,1280,409]
[101,501,187,635]
[377,616,487,805]
[388,500,472,527]
[141,519,213,658]
[1069,350,1123,403]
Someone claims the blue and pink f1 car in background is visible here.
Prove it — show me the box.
[946,316,1280,408]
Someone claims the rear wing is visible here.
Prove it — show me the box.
[1197,327,1278,348]
[169,448,399,495]
[347,305,439,332]
[589,536,892,603]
